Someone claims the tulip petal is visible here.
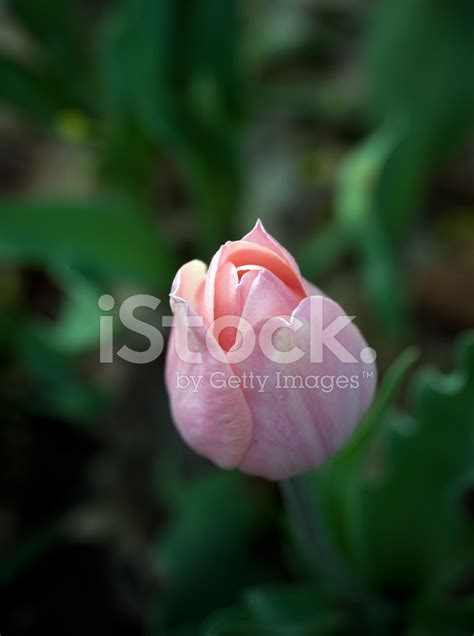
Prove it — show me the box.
[202,223,308,323]
[241,220,318,296]
[240,268,303,327]
[203,245,223,323]
[236,269,260,315]
[242,220,301,277]
[221,241,306,296]
[234,294,376,479]
[165,298,253,469]
[213,261,240,350]
[170,259,207,315]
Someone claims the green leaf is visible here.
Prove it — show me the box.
[98,0,244,256]
[315,332,474,598]
[361,332,474,590]
[314,348,417,570]
[367,0,474,237]
[244,584,346,632]
[32,268,104,354]
[202,584,349,636]
[333,347,418,467]
[301,130,410,340]
[200,608,263,636]
[152,472,274,633]
[337,130,408,341]
[0,199,173,288]
[0,54,63,124]
[16,329,105,423]
[6,0,93,107]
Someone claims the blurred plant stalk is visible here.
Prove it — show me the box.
[280,474,360,598]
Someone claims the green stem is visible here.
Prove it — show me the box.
[280,475,362,600]
[280,476,396,628]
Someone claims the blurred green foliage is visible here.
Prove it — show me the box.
[0,0,473,634]
[0,199,169,285]
[368,0,474,237]
[98,0,243,252]
[300,0,474,343]
[205,335,474,635]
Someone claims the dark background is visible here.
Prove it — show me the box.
[0,0,473,634]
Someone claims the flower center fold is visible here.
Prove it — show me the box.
[212,241,305,351]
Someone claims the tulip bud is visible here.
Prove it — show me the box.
[165,221,376,480]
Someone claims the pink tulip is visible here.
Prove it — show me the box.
[165,221,376,480]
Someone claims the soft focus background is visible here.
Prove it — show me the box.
[1,0,474,634]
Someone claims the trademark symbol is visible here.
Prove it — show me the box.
[362,370,374,379]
